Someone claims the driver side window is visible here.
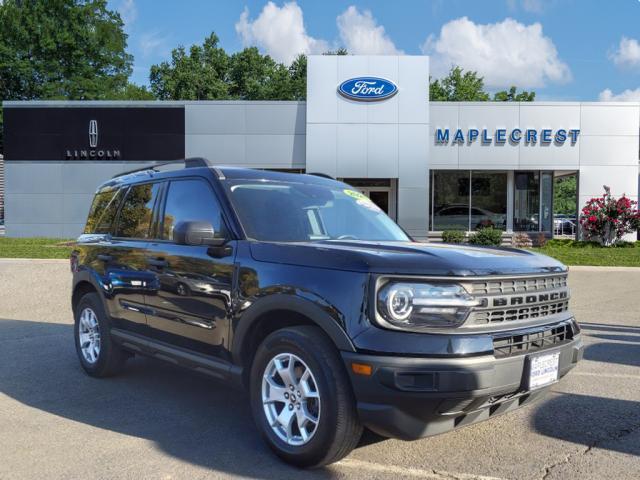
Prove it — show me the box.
[161,179,228,240]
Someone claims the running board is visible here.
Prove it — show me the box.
[110,329,243,388]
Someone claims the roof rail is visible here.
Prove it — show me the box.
[112,157,215,179]
[307,172,335,180]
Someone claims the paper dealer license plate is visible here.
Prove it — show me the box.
[528,352,560,390]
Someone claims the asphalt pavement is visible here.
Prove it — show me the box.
[0,260,639,479]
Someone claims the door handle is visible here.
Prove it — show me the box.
[97,254,113,262]
[147,257,169,268]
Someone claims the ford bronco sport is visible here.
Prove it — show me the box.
[71,158,583,467]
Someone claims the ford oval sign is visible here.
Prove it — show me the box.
[338,77,398,102]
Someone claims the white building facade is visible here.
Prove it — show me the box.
[2,55,639,239]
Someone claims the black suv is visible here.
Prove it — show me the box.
[71,158,583,468]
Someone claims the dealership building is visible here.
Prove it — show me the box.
[2,55,639,240]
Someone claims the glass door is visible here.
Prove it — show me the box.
[340,179,397,220]
[513,172,540,232]
[540,172,553,232]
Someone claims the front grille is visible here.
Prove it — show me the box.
[470,274,567,295]
[472,300,570,324]
[492,322,574,358]
[465,273,570,327]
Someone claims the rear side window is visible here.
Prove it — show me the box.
[84,188,123,234]
[115,183,162,239]
[161,179,228,240]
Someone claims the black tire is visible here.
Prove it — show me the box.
[176,282,190,296]
[74,292,128,377]
[249,326,362,468]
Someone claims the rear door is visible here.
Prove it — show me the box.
[104,181,164,334]
[144,178,236,359]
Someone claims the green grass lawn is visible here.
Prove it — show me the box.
[0,237,75,259]
[531,240,640,267]
[0,236,639,267]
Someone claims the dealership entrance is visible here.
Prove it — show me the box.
[340,178,397,220]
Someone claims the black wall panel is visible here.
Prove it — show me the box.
[4,106,185,161]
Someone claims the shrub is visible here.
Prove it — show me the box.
[442,230,465,244]
[468,227,503,246]
[512,233,532,248]
[580,186,640,246]
[536,232,547,247]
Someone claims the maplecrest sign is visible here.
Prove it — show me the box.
[435,128,580,145]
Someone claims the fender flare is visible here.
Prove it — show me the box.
[231,294,356,365]
[71,269,108,311]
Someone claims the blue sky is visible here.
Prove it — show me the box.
[111,0,640,101]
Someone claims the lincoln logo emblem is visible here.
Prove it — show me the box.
[89,120,98,148]
[65,119,120,160]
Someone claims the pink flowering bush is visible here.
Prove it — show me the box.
[580,186,640,246]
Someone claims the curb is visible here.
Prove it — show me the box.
[568,265,640,272]
[0,258,69,264]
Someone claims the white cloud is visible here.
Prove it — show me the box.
[422,17,571,88]
[139,32,166,57]
[609,37,640,69]
[118,0,137,27]
[235,1,328,64]
[336,6,402,55]
[599,87,640,102]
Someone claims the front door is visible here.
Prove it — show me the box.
[144,178,235,359]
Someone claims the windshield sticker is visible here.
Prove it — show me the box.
[343,189,370,201]
[344,189,381,212]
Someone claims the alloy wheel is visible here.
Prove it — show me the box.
[261,352,321,446]
[78,307,101,364]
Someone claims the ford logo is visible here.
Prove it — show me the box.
[337,77,398,102]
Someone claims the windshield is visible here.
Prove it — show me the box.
[225,180,409,242]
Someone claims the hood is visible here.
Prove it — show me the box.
[249,240,567,277]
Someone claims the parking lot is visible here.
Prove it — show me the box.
[0,260,639,480]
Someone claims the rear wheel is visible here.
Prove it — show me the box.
[74,292,128,377]
[249,326,362,468]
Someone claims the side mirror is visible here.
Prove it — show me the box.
[173,220,225,246]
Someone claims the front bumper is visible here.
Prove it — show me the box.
[342,330,583,440]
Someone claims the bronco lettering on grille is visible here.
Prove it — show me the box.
[492,290,568,307]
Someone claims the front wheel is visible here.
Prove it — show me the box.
[249,326,362,468]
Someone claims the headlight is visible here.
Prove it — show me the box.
[376,281,480,331]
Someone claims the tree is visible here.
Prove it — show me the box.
[493,86,535,102]
[0,0,141,153]
[323,48,348,56]
[150,33,230,100]
[554,175,577,215]
[228,47,293,100]
[429,67,535,102]
[429,67,489,101]
[150,33,310,101]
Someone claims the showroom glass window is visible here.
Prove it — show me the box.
[470,171,507,230]
[161,179,228,240]
[430,170,507,231]
[431,171,471,231]
[115,183,162,238]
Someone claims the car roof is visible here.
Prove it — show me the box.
[96,163,342,193]
[218,166,339,185]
